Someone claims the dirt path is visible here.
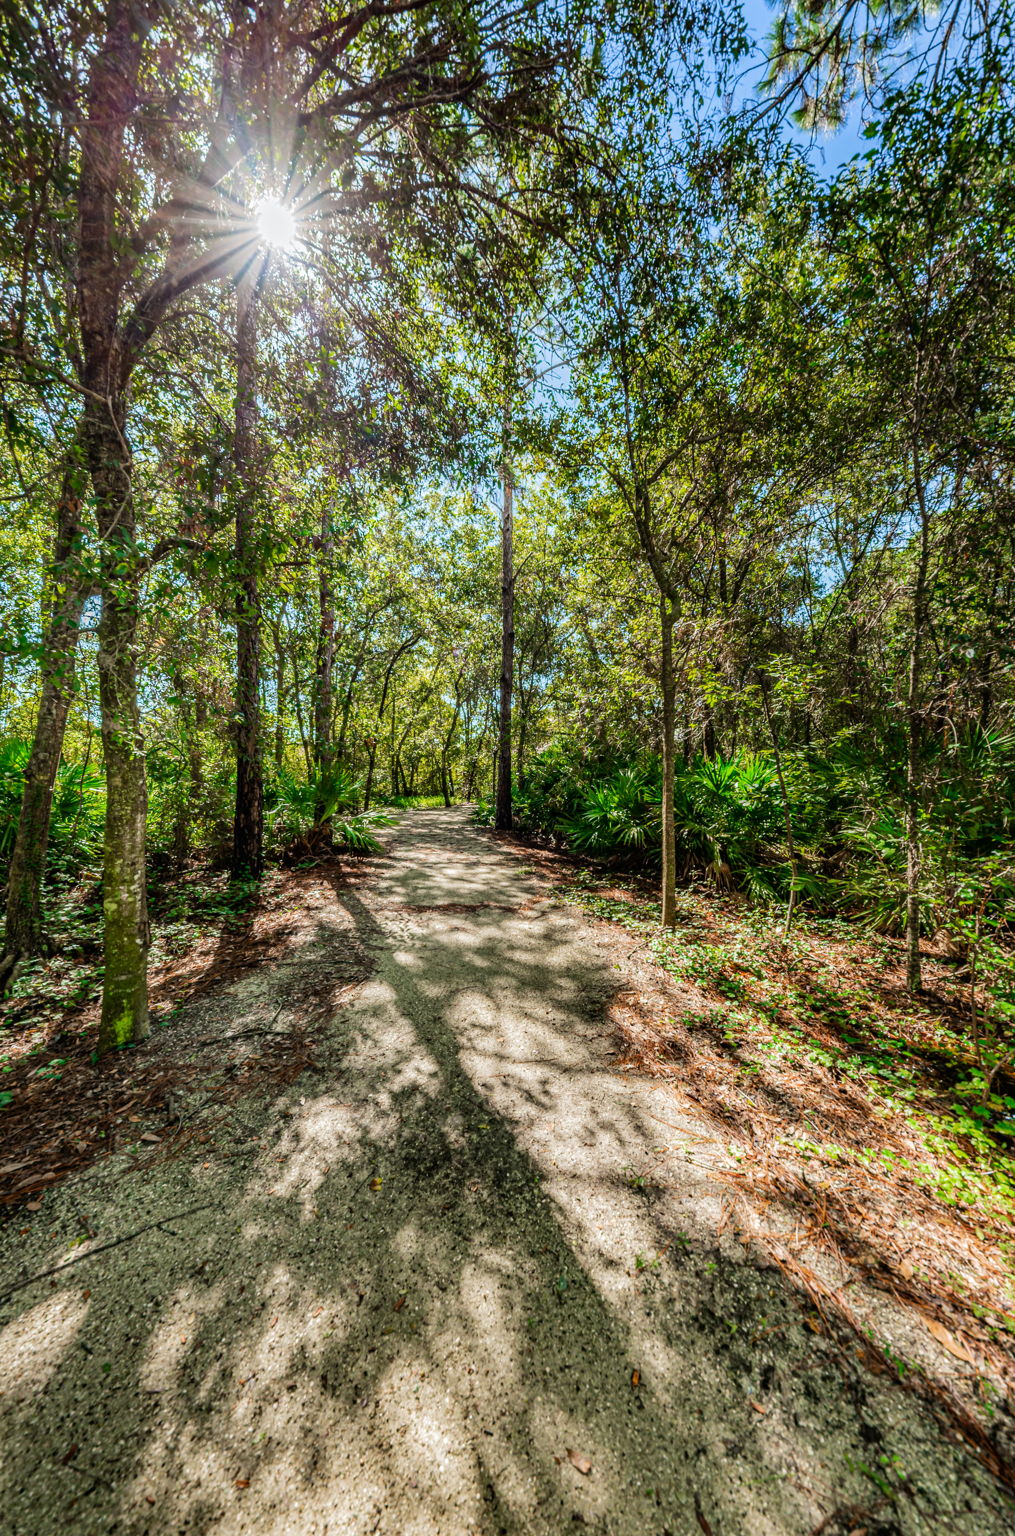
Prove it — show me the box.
[1,808,1011,1535]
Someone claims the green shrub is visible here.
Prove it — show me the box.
[0,738,104,884]
[266,763,391,853]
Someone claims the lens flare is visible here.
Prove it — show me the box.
[255,197,297,251]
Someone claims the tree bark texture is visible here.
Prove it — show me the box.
[231,283,264,880]
[659,596,677,929]
[313,504,336,780]
[905,444,932,993]
[76,0,156,1050]
[273,630,286,770]
[495,459,514,831]
[88,409,151,1053]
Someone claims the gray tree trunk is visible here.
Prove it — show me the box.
[905,445,932,993]
[660,596,677,929]
[231,283,264,880]
[88,408,150,1053]
[495,459,514,831]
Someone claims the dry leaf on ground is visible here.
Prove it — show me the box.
[925,1318,977,1365]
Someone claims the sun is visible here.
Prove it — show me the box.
[255,197,298,251]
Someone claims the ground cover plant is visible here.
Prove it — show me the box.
[519,846,1015,1474]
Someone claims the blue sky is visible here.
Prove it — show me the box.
[737,0,868,173]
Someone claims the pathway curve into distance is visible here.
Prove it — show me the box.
[1,808,1011,1535]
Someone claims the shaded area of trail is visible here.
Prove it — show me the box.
[1,809,1011,1535]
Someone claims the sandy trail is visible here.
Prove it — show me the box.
[1,808,1011,1535]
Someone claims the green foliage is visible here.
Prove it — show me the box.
[382,794,448,810]
[0,739,103,882]
[496,745,823,896]
[266,764,391,854]
[562,765,662,853]
[671,754,789,894]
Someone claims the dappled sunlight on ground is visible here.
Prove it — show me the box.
[1,810,1013,1534]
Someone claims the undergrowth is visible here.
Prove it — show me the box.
[557,869,1015,1236]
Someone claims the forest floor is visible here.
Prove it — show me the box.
[1,806,1014,1535]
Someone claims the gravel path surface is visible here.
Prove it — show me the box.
[1,807,1012,1535]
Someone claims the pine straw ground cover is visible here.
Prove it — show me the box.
[0,859,374,1218]
[498,835,1015,1486]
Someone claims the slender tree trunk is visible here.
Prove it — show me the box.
[187,682,206,856]
[758,671,798,940]
[172,680,192,865]
[311,509,337,834]
[88,408,150,1053]
[495,457,514,830]
[660,596,677,929]
[273,626,286,770]
[905,445,932,993]
[290,663,312,774]
[393,718,413,799]
[2,450,91,980]
[441,699,461,808]
[364,746,378,811]
[313,504,335,781]
[231,283,263,880]
[365,636,417,810]
[74,0,156,1051]
[335,656,363,764]
[702,706,717,761]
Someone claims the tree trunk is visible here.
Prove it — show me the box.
[758,671,798,941]
[172,684,192,865]
[702,706,717,761]
[364,636,416,810]
[2,450,91,978]
[74,0,156,1050]
[495,458,514,830]
[441,699,461,808]
[313,504,335,780]
[660,595,677,929]
[231,283,263,880]
[905,445,932,993]
[335,654,363,764]
[273,630,286,770]
[88,409,150,1053]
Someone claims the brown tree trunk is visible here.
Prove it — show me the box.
[495,458,514,831]
[2,449,92,980]
[660,595,677,929]
[702,707,717,761]
[441,698,461,808]
[365,636,417,811]
[758,671,798,941]
[87,408,150,1053]
[172,685,191,866]
[74,0,155,1051]
[313,504,335,781]
[905,445,932,993]
[273,628,286,770]
[231,283,263,880]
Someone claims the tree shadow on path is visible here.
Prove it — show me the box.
[0,811,1011,1536]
